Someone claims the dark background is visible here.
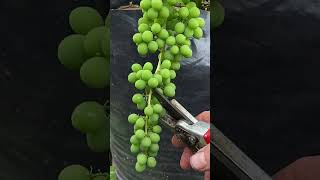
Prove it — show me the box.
[213,0,320,179]
[0,0,109,179]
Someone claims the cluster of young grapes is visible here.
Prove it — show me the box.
[57,6,109,180]
[128,0,206,172]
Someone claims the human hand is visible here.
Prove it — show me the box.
[171,111,210,180]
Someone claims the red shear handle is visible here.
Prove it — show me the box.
[203,128,210,144]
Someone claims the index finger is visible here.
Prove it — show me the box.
[196,111,210,123]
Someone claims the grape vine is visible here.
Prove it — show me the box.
[127,0,207,172]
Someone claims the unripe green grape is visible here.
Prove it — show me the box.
[135,129,145,139]
[136,70,143,79]
[137,100,147,110]
[163,51,174,60]
[164,85,175,97]
[179,7,189,18]
[135,162,146,173]
[159,6,170,19]
[137,153,148,165]
[147,157,157,168]
[188,18,199,29]
[174,54,183,62]
[83,26,107,57]
[166,36,176,46]
[80,57,109,88]
[156,38,165,49]
[184,27,194,38]
[171,62,181,70]
[140,0,151,11]
[137,43,148,55]
[184,39,191,46]
[131,144,140,153]
[136,117,146,128]
[69,7,103,35]
[144,105,154,116]
[175,22,185,34]
[153,125,162,133]
[180,45,192,58]
[142,31,153,43]
[86,127,108,152]
[154,18,166,25]
[153,104,163,113]
[149,144,159,152]
[170,45,179,55]
[130,135,140,144]
[197,17,206,28]
[151,96,160,104]
[132,63,143,72]
[143,62,153,71]
[189,7,200,18]
[161,60,171,69]
[128,72,137,83]
[160,69,171,79]
[168,0,177,5]
[193,27,203,39]
[182,0,190,4]
[141,70,153,81]
[176,34,186,45]
[150,133,161,143]
[148,41,159,52]
[186,2,197,9]
[150,113,159,124]
[168,82,176,89]
[141,137,152,147]
[170,70,176,79]
[135,79,147,90]
[158,29,169,40]
[151,0,163,10]
[140,142,148,151]
[163,77,171,85]
[151,23,162,34]
[148,78,159,88]
[154,74,163,84]
[148,151,158,157]
[128,113,139,124]
[133,33,143,44]
[159,108,167,117]
[147,8,159,19]
[138,23,150,33]
[166,19,179,30]
[58,164,90,180]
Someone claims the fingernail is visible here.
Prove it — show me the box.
[190,151,206,170]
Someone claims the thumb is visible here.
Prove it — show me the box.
[190,144,210,172]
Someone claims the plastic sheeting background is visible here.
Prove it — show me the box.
[110,10,210,180]
[213,0,320,179]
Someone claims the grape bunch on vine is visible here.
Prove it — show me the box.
[57,6,110,180]
[127,0,207,172]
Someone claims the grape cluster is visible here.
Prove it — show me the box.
[128,0,206,172]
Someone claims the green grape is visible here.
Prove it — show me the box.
[148,41,159,53]
[174,54,183,62]
[147,8,159,19]
[154,18,166,25]
[101,24,110,57]
[182,0,190,4]
[128,113,139,124]
[137,100,147,110]
[148,151,158,157]
[156,39,165,49]
[163,51,174,60]
[163,78,171,85]
[150,114,159,124]
[137,43,148,55]
[135,162,146,173]
[69,7,103,35]
[158,29,169,40]
[58,165,90,180]
[150,133,160,143]
[160,69,171,79]
[197,17,206,28]
[141,70,153,81]
[135,129,145,139]
[180,45,192,58]
[147,157,157,168]
[130,135,140,144]
[132,93,144,104]
[136,70,143,79]
[128,72,137,83]
[135,79,147,90]
[148,78,159,88]
[80,57,109,88]
[133,33,143,44]
[142,31,154,43]
[58,34,86,70]
[137,153,148,164]
[151,23,162,34]
[166,36,176,46]
[83,26,107,57]
[176,34,186,45]
[189,7,200,18]
[161,60,172,69]
[132,63,143,72]
[144,105,154,116]
[140,143,149,151]
[193,27,203,39]
[211,1,225,29]
[186,2,197,9]
[159,6,170,19]
[168,82,176,89]
[153,104,163,113]
[140,0,151,11]
[143,62,153,71]
[86,127,108,152]
[179,7,189,18]
[175,22,185,34]
[138,23,150,33]
[152,0,163,10]
[188,18,199,29]
[184,39,191,46]
[149,144,159,152]
[164,85,175,97]
[131,144,140,153]
[71,101,106,133]
[171,62,181,70]
[141,137,152,147]
[154,74,163,84]
[135,117,145,128]
[152,125,162,133]
[159,108,167,117]
[184,27,194,38]
[170,45,179,55]
[170,70,176,79]
[168,0,177,5]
